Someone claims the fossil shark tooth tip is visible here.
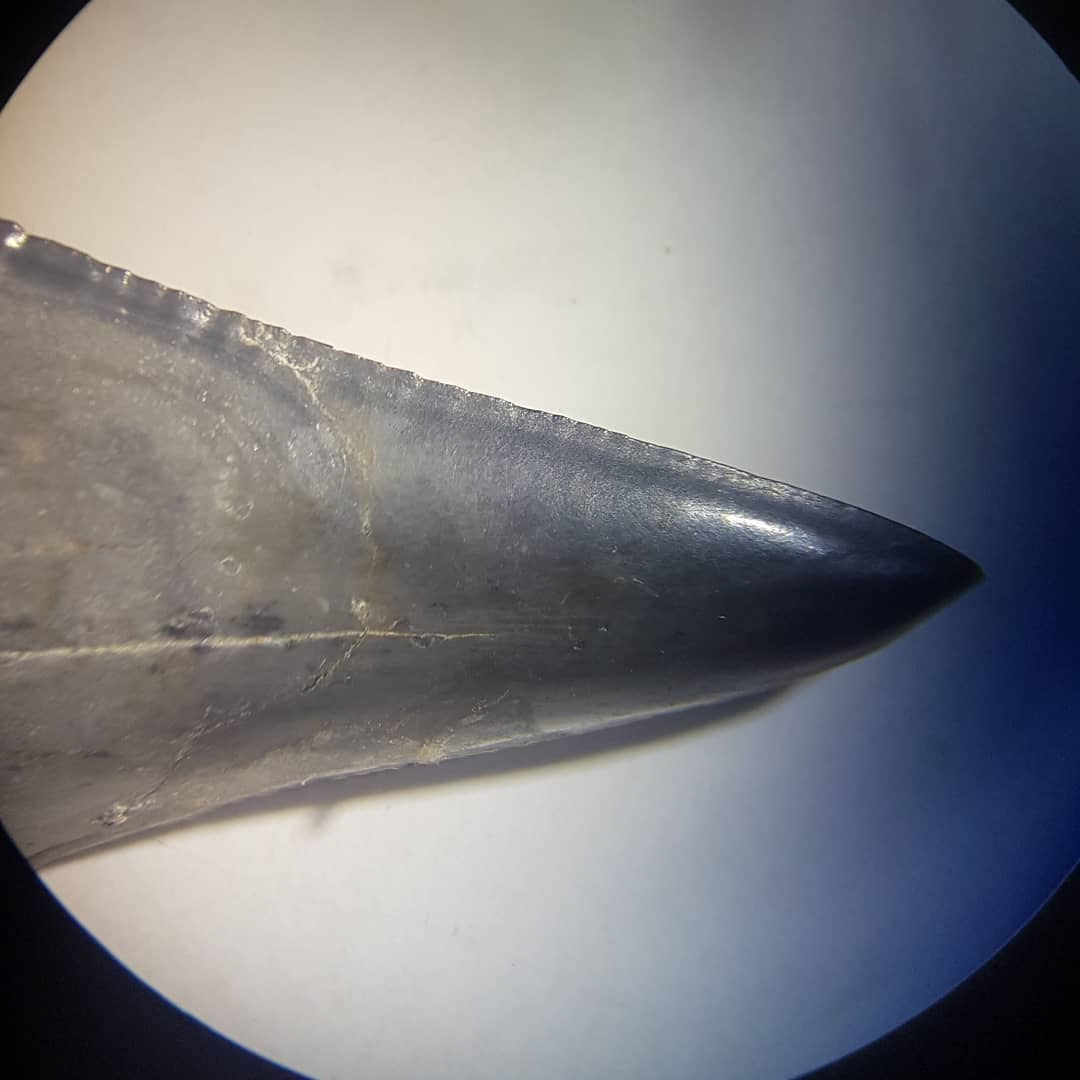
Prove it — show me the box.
[0,220,981,864]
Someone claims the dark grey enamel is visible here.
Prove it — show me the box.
[0,220,981,865]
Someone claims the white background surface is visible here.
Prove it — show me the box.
[2,2,1078,1077]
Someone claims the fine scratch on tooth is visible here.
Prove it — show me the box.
[0,628,497,663]
[301,631,368,694]
[234,321,353,495]
[460,687,512,726]
[93,706,238,826]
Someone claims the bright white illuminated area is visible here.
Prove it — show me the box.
[708,505,828,555]
[2,2,1077,1078]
